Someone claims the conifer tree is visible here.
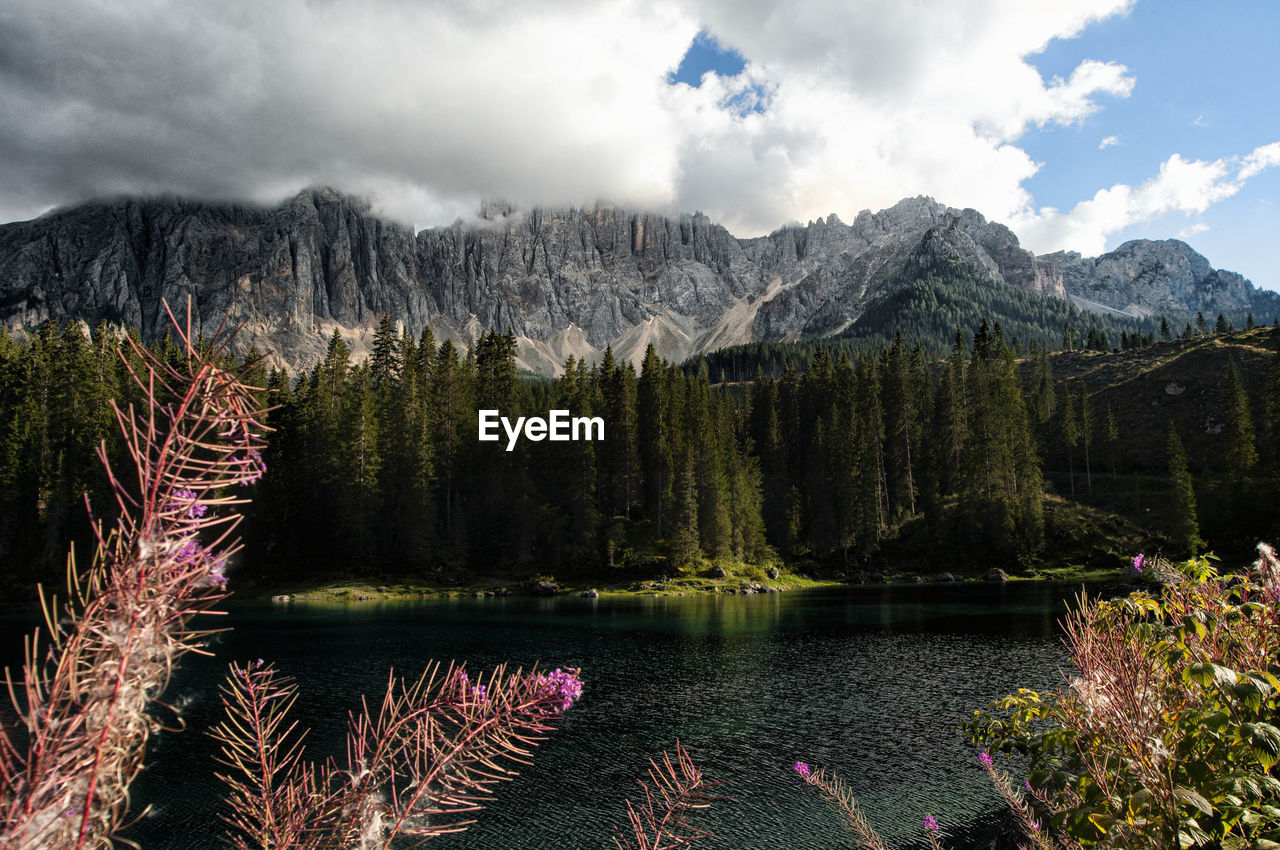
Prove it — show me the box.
[852,356,887,555]
[1265,353,1280,476]
[671,450,699,566]
[598,346,639,520]
[1104,404,1119,480]
[430,339,468,547]
[721,400,767,562]
[1079,381,1093,497]
[547,356,599,568]
[688,370,730,558]
[749,372,794,556]
[370,314,401,389]
[1061,381,1079,497]
[939,329,968,495]
[1166,425,1203,556]
[882,332,917,517]
[338,364,381,566]
[1224,356,1258,480]
[638,344,672,536]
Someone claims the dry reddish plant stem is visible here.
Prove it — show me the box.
[212,660,584,849]
[794,767,890,850]
[0,301,268,849]
[613,742,714,850]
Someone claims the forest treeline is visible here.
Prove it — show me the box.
[1,314,1277,592]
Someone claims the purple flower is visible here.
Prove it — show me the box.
[1024,780,1033,791]
[538,668,583,711]
[793,762,810,779]
[171,487,208,520]
[978,752,993,768]
[177,539,201,562]
[473,684,487,702]
[924,815,939,831]
[1132,553,1145,574]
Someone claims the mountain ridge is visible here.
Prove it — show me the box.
[1,188,1274,374]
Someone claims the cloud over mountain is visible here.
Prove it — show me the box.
[1,0,1273,264]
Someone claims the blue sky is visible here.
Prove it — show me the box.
[1021,0,1280,283]
[670,32,747,86]
[663,2,1280,287]
[1,1,1278,289]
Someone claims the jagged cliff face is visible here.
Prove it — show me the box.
[1040,239,1272,320]
[0,189,1271,374]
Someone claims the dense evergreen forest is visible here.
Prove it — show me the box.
[2,313,1278,595]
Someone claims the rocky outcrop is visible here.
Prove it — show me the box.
[0,189,1270,374]
[1041,239,1280,320]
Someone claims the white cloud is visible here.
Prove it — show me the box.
[1177,222,1210,239]
[0,0,699,224]
[1099,135,1120,149]
[1012,142,1280,255]
[658,0,1138,233]
[1240,142,1280,180]
[0,0,1146,234]
[1193,114,1209,127]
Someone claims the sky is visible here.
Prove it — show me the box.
[1,0,1278,288]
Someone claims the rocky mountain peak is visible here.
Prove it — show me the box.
[1039,238,1259,319]
[0,188,1272,375]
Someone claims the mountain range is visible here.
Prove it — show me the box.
[1,188,1275,374]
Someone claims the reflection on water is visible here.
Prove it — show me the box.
[3,582,1112,848]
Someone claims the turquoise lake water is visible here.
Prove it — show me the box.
[6,581,1112,848]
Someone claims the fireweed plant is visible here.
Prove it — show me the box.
[0,303,269,848]
[0,304,706,850]
[612,742,715,850]
[962,547,1280,848]
[210,659,585,848]
[782,548,1280,849]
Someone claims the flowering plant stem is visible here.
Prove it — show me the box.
[212,660,584,848]
[0,301,268,849]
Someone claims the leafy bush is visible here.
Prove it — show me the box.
[966,550,1280,848]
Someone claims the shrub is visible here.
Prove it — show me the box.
[966,550,1280,848]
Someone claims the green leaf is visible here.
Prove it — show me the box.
[1087,812,1114,834]
[1234,680,1265,712]
[1174,788,1214,815]
[1187,663,1238,687]
[1246,723,1280,769]
[1204,711,1233,733]
[1126,788,1155,817]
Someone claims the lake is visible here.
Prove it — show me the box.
[6,581,1107,848]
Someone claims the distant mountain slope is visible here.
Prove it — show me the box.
[1044,238,1271,319]
[1,188,1274,374]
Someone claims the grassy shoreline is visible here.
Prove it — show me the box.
[254,563,1126,604]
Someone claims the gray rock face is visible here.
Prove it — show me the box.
[0,189,1270,374]
[1041,239,1277,320]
